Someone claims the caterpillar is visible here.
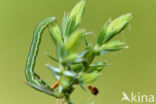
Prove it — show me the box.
[25,17,61,97]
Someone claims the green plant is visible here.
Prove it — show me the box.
[25,0,132,104]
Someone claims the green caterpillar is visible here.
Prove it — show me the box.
[25,17,61,97]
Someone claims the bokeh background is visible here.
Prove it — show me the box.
[0,0,156,104]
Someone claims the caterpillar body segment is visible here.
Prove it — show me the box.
[25,17,62,97]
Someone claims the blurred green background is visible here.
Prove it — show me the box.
[0,0,156,104]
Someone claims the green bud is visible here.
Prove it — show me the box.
[71,64,83,73]
[59,76,70,90]
[63,0,86,37]
[101,40,128,51]
[88,61,107,72]
[64,29,85,52]
[90,61,107,67]
[103,13,132,43]
[49,23,63,45]
[63,53,78,63]
[79,71,100,83]
[97,19,110,46]
[87,66,104,73]
[69,0,86,26]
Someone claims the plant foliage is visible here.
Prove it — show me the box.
[25,0,132,103]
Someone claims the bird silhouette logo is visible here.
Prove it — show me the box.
[121,92,130,102]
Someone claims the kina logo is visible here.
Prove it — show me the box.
[121,92,154,103]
